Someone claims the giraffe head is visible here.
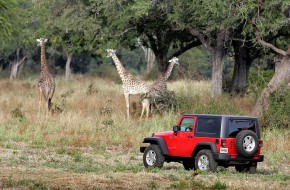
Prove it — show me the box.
[107,49,116,57]
[37,38,48,46]
[169,57,179,66]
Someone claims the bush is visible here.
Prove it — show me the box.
[247,68,274,99]
[265,84,290,128]
[143,90,177,114]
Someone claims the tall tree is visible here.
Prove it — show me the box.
[87,0,201,76]
[47,0,100,80]
[170,0,248,96]
[249,0,290,118]
[0,0,37,80]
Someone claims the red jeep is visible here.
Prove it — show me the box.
[140,114,264,173]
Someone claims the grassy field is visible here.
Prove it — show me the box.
[0,76,289,189]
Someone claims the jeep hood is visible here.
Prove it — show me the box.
[153,131,174,137]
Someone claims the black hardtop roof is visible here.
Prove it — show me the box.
[182,114,257,119]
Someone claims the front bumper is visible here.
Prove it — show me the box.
[213,153,264,162]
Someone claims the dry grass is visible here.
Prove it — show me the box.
[0,76,289,189]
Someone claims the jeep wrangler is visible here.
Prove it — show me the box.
[140,114,264,173]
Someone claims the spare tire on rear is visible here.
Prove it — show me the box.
[235,130,258,157]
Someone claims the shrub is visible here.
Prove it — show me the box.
[247,68,274,99]
[265,84,290,128]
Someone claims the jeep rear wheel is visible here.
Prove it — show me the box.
[195,150,217,172]
[143,144,165,168]
[235,163,257,174]
[235,130,258,158]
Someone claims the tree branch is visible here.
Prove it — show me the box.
[169,40,202,59]
[186,25,214,53]
[116,27,136,37]
[256,35,288,56]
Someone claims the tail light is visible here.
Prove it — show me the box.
[221,139,226,148]
[259,140,263,147]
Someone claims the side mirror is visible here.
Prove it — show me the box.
[173,125,179,135]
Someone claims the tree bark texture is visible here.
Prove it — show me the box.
[211,50,225,97]
[141,46,155,74]
[231,40,251,95]
[65,52,73,80]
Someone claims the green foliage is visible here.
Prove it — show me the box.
[0,0,16,38]
[94,63,122,83]
[178,47,212,79]
[1,177,48,190]
[212,181,228,190]
[247,68,274,99]
[147,181,159,189]
[265,85,290,128]
[177,94,243,115]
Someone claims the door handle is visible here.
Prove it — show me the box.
[187,136,193,138]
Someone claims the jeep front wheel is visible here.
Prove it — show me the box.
[195,150,217,172]
[235,130,258,157]
[143,144,165,168]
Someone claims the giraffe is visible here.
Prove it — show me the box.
[140,57,179,119]
[37,38,55,117]
[107,49,150,119]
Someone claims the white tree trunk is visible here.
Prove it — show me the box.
[65,52,73,80]
[138,40,155,74]
[9,56,26,80]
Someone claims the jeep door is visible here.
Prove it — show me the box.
[168,116,197,157]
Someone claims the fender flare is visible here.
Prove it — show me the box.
[192,142,217,157]
[141,137,169,155]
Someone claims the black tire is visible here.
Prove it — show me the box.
[235,130,258,158]
[235,163,257,174]
[195,150,217,172]
[143,144,165,168]
[183,161,195,170]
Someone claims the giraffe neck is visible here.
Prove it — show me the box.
[40,44,49,72]
[163,61,176,81]
[111,54,127,79]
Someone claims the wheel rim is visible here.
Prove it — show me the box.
[146,150,156,166]
[243,135,256,152]
[198,155,209,171]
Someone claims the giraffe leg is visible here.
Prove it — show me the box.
[37,88,43,119]
[140,99,146,119]
[124,93,130,119]
[145,100,150,118]
[46,99,50,118]
[140,99,150,119]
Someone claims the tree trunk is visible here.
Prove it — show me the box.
[156,53,168,74]
[211,50,225,97]
[10,61,18,80]
[140,45,155,74]
[65,52,73,80]
[230,41,251,95]
[252,56,290,117]
[9,55,26,80]
[146,49,155,74]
